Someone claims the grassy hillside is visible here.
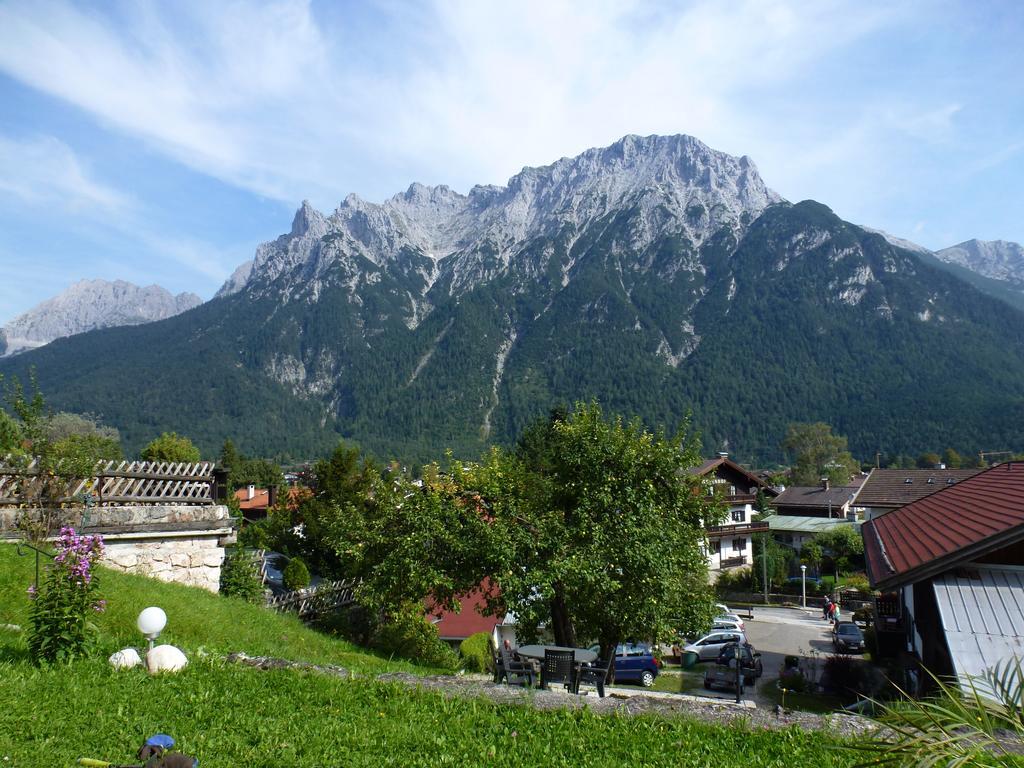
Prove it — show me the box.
[0,543,414,670]
[0,544,861,767]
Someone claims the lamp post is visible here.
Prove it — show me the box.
[800,564,807,608]
[137,606,167,651]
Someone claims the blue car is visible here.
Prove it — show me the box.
[589,643,661,686]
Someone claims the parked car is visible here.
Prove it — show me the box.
[682,630,747,661]
[714,613,745,631]
[703,641,763,691]
[711,618,744,632]
[715,603,731,615]
[588,643,661,687]
[832,621,865,653]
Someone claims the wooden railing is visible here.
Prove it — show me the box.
[266,580,358,620]
[0,458,218,507]
[705,521,769,537]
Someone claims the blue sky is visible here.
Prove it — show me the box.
[1,0,1022,323]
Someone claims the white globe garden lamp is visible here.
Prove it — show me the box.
[137,606,167,649]
[800,564,807,608]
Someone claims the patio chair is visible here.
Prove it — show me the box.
[498,644,536,688]
[572,652,612,697]
[541,649,576,691]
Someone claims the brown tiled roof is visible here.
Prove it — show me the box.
[853,468,981,510]
[863,462,1024,590]
[688,456,778,495]
[773,485,858,509]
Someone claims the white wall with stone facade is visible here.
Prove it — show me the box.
[102,532,228,592]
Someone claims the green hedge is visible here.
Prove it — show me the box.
[459,632,494,673]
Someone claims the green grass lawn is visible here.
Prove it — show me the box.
[649,667,706,694]
[0,543,865,767]
[757,678,848,715]
[0,543,417,672]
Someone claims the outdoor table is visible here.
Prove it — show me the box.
[515,644,598,664]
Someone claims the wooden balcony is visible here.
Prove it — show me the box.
[720,555,747,568]
[705,521,769,538]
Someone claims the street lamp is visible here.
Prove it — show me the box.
[800,564,807,608]
[137,606,167,650]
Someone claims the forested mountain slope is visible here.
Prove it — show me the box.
[3,135,1024,463]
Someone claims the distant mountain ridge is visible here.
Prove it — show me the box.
[935,239,1024,287]
[1,279,202,356]
[3,134,1024,464]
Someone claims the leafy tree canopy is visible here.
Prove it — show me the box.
[782,422,860,487]
[140,431,201,462]
[472,401,721,661]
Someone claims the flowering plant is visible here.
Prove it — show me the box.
[27,526,106,664]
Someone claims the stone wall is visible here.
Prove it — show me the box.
[102,532,228,592]
[0,503,234,593]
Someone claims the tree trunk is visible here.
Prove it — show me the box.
[549,584,576,647]
[598,631,621,684]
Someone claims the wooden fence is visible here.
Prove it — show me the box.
[0,458,219,507]
[266,580,358,620]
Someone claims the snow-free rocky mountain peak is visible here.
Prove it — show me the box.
[218,133,783,303]
[935,239,1024,287]
[1,279,202,356]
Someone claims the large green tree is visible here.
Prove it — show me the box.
[808,525,864,577]
[475,402,721,662]
[140,431,201,462]
[782,422,860,486]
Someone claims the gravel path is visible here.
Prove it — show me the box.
[226,653,880,740]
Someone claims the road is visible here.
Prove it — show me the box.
[686,605,837,706]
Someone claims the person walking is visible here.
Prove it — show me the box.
[822,596,832,620]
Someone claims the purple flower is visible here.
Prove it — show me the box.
[26,584,37,599]
[92,600,107,613]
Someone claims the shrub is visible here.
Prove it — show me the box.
[220,541,264,604]
[778,668,808,693]
[823,653,864,694]
[371,605,459,671]
[784,655,800,670]
[715,567,753,592]
[27,527,106,664]
[315,603,377,646]
[282,557,311,591]
[840,574,872,594]
[459,632,494,673]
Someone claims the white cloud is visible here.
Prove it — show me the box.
[0,134,131,213]
[0,0,914,206]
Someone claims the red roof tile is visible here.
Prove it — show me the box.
[234,487,270,510]
[429,589,500,641]
[864,462,1024,590]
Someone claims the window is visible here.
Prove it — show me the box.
[733,538,746,552]
[731,509,745,522]
[709,540,720,554]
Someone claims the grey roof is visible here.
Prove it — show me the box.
[763,515,858,534]
[773,485,858,509]
[933,565,1024,699]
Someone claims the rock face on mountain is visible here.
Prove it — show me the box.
[935,240,1024,287]
[1,280,202,356]
[5,134,1024,463]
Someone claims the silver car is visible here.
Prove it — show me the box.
[683,630,747,661]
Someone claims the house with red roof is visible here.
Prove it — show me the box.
[426,581,518,649]
[862,462,1024,695]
